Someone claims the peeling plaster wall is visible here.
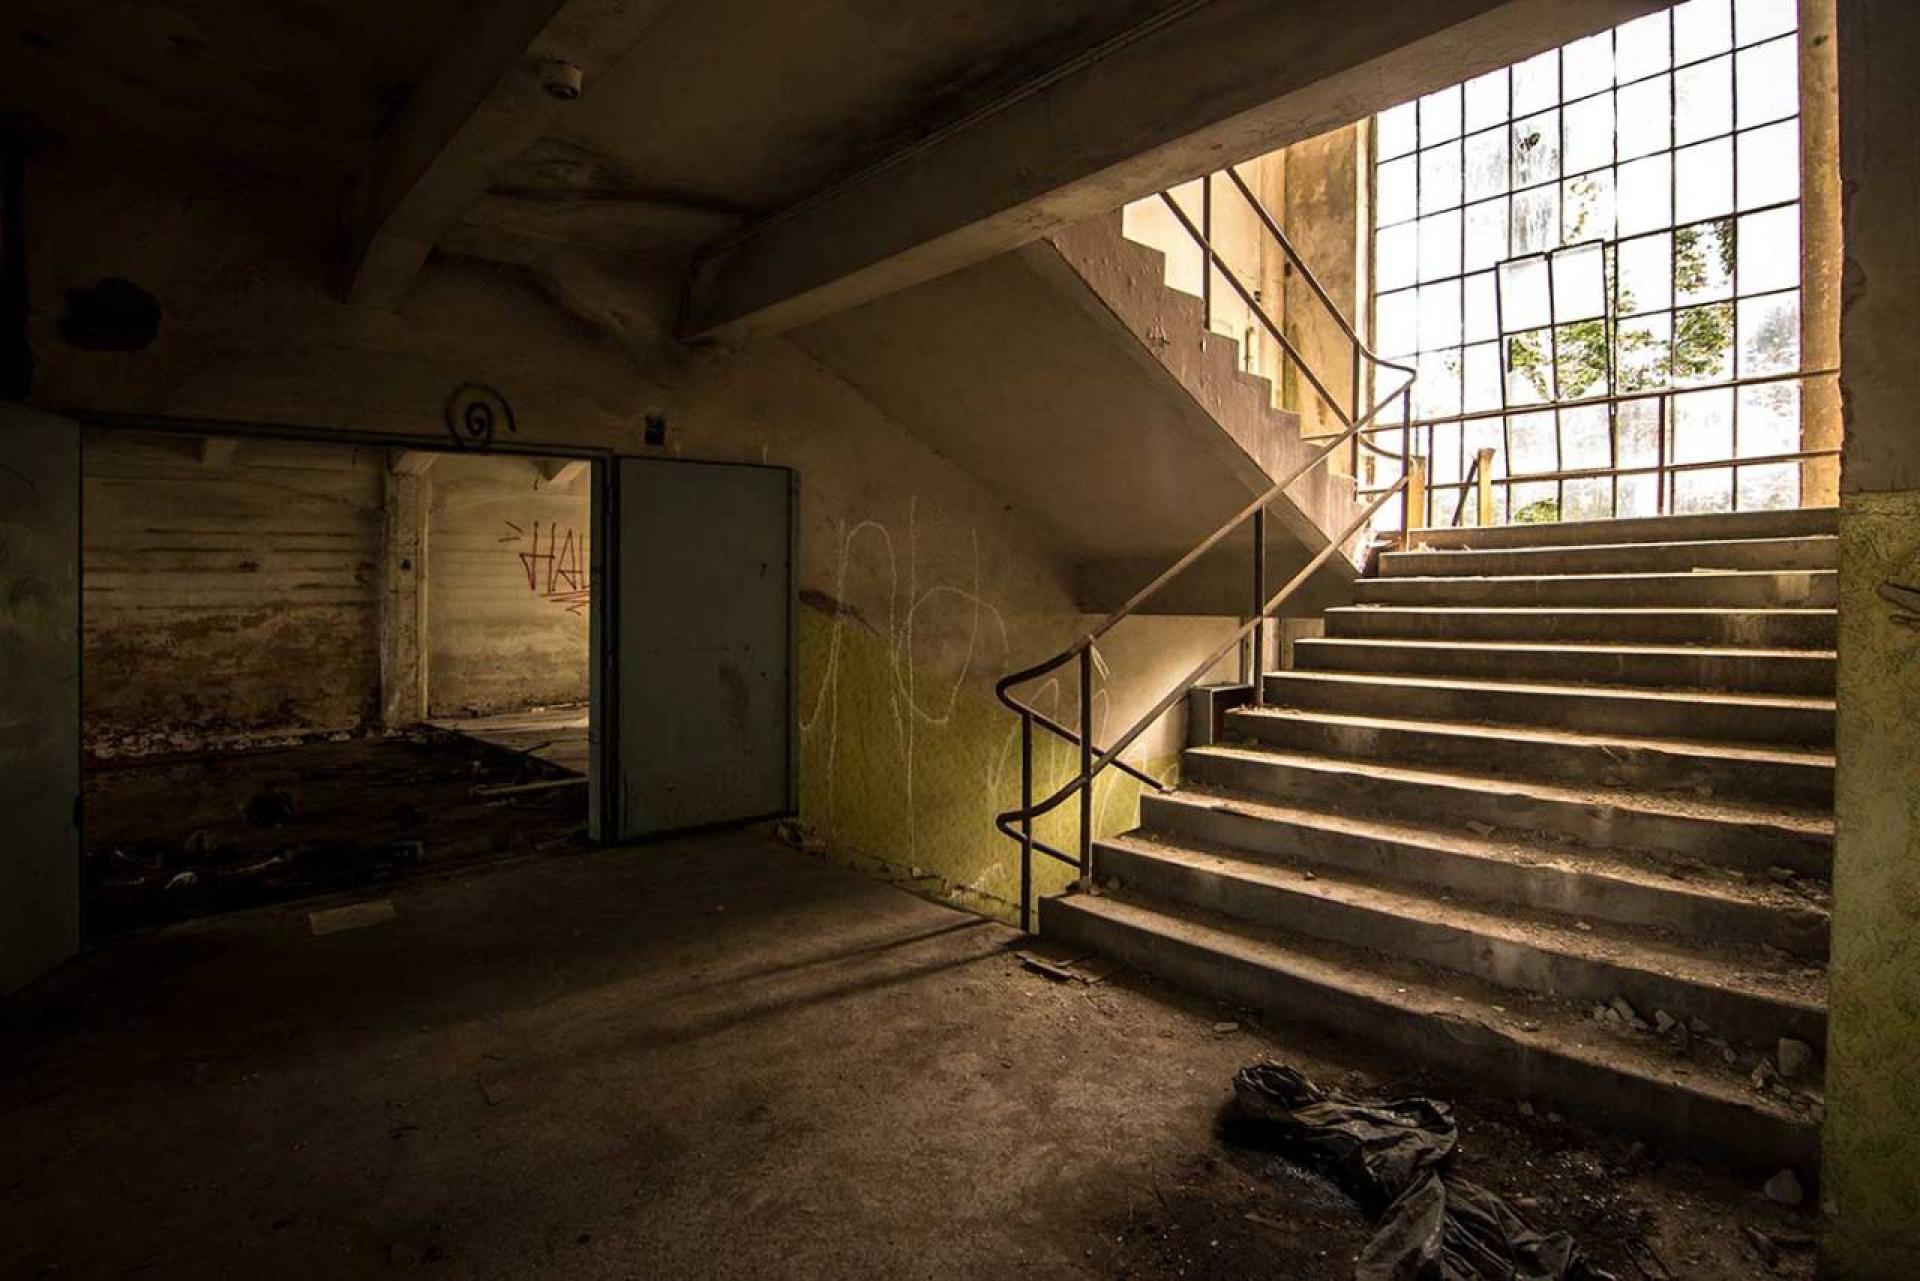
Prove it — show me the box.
[26,148,1233,921]
[81,430,381,756]
[426,454,590,717]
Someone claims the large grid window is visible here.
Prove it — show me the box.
[1372,0,1804,523]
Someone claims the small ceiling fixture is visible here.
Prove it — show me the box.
[542,59,583,101]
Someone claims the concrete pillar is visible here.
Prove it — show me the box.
[1799,0,1842,506]
[1824,0,1920,1273]
[379,454,431,726]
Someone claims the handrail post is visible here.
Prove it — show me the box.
[1077,646,1093,887]
[1407,456,1429,538]
[1251,508,1266,705]
[1349,345,1362,479]
[1399,386,1414,538]
[1200,175,1212,329]
[1656,394,1669,514]
[1019,711,1034,932]
[1475,447,1495,527]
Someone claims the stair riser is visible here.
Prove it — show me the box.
[1095,843,1823,1048]
[1139,797,1829,959]
[1041,896,1818,1172]
[1382,539,1837,578]
[1263,675,1834,748]
[1184,750,1832,877]
[1325,609,1837,648]
[1294,640,1834,696]
[1356,573,1838,609]
[1409,508,1837,550]
[1224,710,1832,807]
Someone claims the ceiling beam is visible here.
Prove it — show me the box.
[536,458,590,489]
[680,0,1657,342]
[346,0,673,309]
[392,450,441,476]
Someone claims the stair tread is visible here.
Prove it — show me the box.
[1391,534,1837,558]
[1187,743,1834,834]
[1296,637,1837,661]
[1101,828,1827,1011]
[1329,605,1836,617]
[1054,891,1821,1119]
[1147,785,1831,913]
[1372,568,1836,585]
[1229,704,1837,767]
[1265,668,1836,711]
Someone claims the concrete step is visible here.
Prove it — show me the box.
[1224,705,1834,807]
[1183,744,1832,877]
[1040,891,1820,1172]
[1383,535,1837,579]
[1409,507,1837,551]
[1262,670,1835,748]
[1323,606,1837,648]
[1138,789,1829,958]
[1292,636,1836,696]
[1355,569,1838,609]
[1094,831,1825,1049]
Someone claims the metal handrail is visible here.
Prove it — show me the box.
[992,167,1418,931]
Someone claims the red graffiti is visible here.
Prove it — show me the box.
[510,521,590,615]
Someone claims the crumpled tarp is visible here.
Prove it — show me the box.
[1230,1063,1614,1281]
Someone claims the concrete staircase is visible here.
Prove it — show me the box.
[1042,507,1836,1173]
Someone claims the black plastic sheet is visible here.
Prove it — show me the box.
[1230,1063,1614,1281]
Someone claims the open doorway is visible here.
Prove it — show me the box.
[79,428,596,935]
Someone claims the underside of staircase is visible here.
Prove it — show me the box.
[1042,506,1836,1176]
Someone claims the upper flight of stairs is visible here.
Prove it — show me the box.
[1042,507,1837,1174]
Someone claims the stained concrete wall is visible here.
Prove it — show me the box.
[1825,0,1920,1273]
[25,146,1231,921]
[426,454,590,717]
[81,430,382,755]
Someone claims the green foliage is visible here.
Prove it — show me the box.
[1514,497,1560,524]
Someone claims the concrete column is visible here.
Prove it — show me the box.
[379,454,431,726]
[1280,122,1370,472]
[1799,0,1842,506]
[1824,0,1920,1273]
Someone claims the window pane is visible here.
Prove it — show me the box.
[1463,342,1503,411]
[1420,141,1463,213]
[1617,74,1672,160]
[1675,218,1735,303]
[1738,206,1799,295]
[1675,137,1734,223]
[1617,232,1674,315]
[1674,301,1735,384]
[1377,155,1417,226]
[1736,36,1798,128]
[1512,186,1560,253]
[1738,290,1800,375]
[1618,399,1663,464]
[1377,289,1417,357]
[1421,84,1463,145]
[1739,380,1800,455]
[1563,404,1613,466]
[1418,279,1463,349]
[1617,472,1660,517]
[1616,11,1672,83]
[1674,0,1733,63]
[1464,198,1509,271]
[1553,242,1608,321]
[1377,222,1418,291]
[1416,351,1463,419]
[1617,313,1672,391]
[1738,462,1798,511]
[1616,153,1673,235]
[1512,110,1561,186]
[1418,210,1462,281]
[1508,411,1558,471]
[1464,272,1499,342]
[1675,55,1733,145]
[1464,128,1509,201]
[1513,49,1559,115]
[1563,170,1615,242]
[1563,93,1614,175]
[1507,330,1554,404]
[1379,101,1418,159]
[1499,256,1552,331]
[1565,475,1614,521]
[1674,466,1732,512]
[1738,120,1800,209]
[1674,387,1734,461]
[1464,68,1509,132]
[1509,479,1558,521]
[1564,32,1614,99]
[1737,0,1797,44]
[1557,321,1612,398]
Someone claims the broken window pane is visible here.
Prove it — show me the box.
[1418,210,1462,281]
[1563,31,1614,100]
[1378,101,1418,160]
[1562,93,1614,175]
[1675,137,1734,223]
[1556,321,1612,398]
[1464,128,1509,202]
[1499,256,1552,331]
[1511,185,1560,253]
[1737,206,1799,294]
[1512,110,1561,187]
[1615,153,1672,235]
[1736,36,1798,128]
[1674,302,1736,385]
[1420,141,1463,213]
[1737,120,1799,209]
[1513,49,1560,115]
[1616,74,1673,160]
[1616,232,1673,315]
[1675,0,1733,63]
[1616,313,1672,392]
[1674,218,1735,304]
[1738,290,1799,375]
[1562,170,1615,242]
[1675,55,1733,145]
[1506,330,1555,404]
[1421,84,1463,145]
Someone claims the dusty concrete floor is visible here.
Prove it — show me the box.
[2,831,1815,1278]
